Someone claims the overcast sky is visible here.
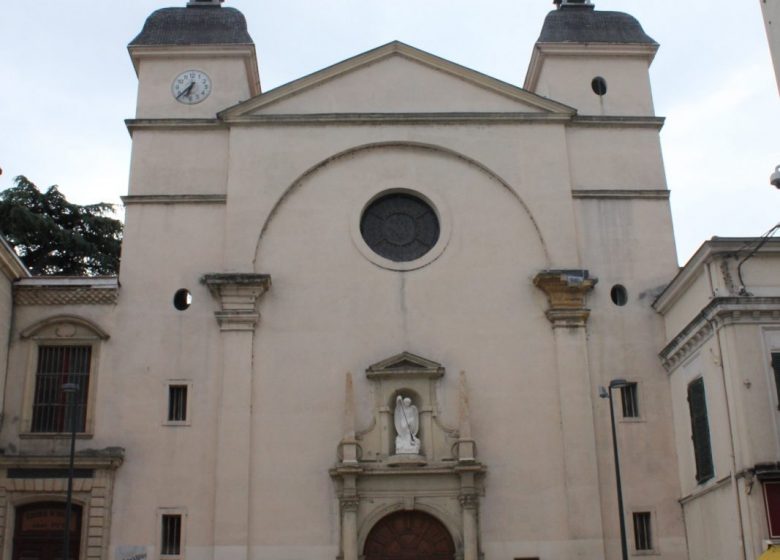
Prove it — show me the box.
[0,0,778,264]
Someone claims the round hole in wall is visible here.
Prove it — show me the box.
[610,284,628,306]
[591,76,608,96]
[360,192,440,263]
[173,289,192,310]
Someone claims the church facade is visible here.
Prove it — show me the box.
[5,0,771,559]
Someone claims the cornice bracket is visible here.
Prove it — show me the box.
[533,269,597,328]
[202,273,271,331]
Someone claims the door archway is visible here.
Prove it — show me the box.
[364,510,455,560]
[12,501,82,560]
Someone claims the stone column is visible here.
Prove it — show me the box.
[203,273,271,560]
[533,270,604,543]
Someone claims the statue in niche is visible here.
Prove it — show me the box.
[394,395,421,454]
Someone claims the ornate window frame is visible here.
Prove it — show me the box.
[18,315,109,437]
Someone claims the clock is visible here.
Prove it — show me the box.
[172,70,211,104]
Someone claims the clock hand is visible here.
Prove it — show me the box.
[176,82,195,99]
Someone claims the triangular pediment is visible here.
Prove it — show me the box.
[366,351,444,379]
[220,42,574,119]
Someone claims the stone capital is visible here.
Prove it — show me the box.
[533,269,597,328]
[202,273,271,331]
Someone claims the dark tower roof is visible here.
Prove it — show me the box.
[538,5,656,45]
[129,5,253,47]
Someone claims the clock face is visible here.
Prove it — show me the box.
[172,70,211,104]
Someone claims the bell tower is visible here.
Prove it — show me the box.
[524,0,659,116]
[128,0,260,119]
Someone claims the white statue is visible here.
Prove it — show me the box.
[394,395,421,454]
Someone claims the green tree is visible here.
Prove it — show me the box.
[0,175,122,275]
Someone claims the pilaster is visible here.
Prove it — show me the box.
[533,270,604,545]
[203,273,271,560]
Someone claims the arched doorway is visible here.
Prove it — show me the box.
[12,502,82,560]
[364,510,455,560]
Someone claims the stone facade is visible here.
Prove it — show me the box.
[0,2,707,559]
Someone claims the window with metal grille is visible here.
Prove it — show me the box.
[167,385,188,422]
[633,512,652,551]
[31,346,90,433]
[687,378,714,483]
[771,353,780,410]
[161,514,182,556]
[620,382,639,418]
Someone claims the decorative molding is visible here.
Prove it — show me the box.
[125,118,223,134]
[20,314,110,340]
[660,297,780,371]
[533,269,597,328]
[14,282,118,306]
[201,273,271,331]
[122,194,227,205]
[223,112,573,126]
[340,497,360,512]
[366,351,445,379]
[572,189,669,200]
[0,448,124,471]
[569,115,665,129]
[458,493,479,509]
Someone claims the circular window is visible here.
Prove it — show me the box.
[360,193,440,262]
[610,284,628,306]
[592,76,608,96]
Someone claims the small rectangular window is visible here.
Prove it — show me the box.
[620,382,639,418]
[167,385,188,422]
[687,378,714,483]
[161,514,182,557]
[31,346,91,433]
[771,353,780,410]
[633,512,653,551]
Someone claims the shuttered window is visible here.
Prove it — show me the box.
[161,514,182,556]
[633,512,653,551]
[771,353,780,410]
[620,382,639,418]
[167,385,188,422]
[687,378,714,483]
[31,346,91,433]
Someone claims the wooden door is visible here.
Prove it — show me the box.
[12,502,81,560]
[364,510,455,560]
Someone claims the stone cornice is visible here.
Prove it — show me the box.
[14,278,119,306]
[533,269,597,328]
[122,194,227,205]
[202,273,271,331]
[0,448,124,470]
[569,115,666,129]
[125,118,224,135]
[221,112,572,126]
[660,297,780,372]
[572,189,669,200]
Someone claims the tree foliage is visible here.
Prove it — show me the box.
[0,175,122,275]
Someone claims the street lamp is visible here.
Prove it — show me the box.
[599,378,630,560]
[62,382,79,560]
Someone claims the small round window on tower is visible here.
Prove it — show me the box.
[591,76,608,96]
[173,289,192,310]
[610,284,628,306]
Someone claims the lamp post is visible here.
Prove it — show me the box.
[599,378,630,560]
[62,382,79,560]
